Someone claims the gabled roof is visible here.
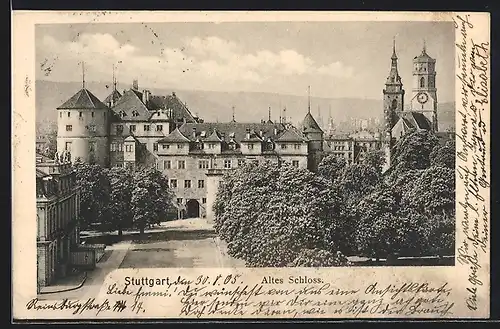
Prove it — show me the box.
[110,89,150,121]
[302,112,323,133]
[36,168,49,178]
[204,129,223,142]
[179,122,286,144]
[156,127,191,143]
[276,127,307,142]
[398,111,432,130]
[147,93,198,123]
[104,89,122,105]
[57,88,108,110]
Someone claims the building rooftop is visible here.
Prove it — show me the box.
[302,112,323,133]
[57,88,109,110]
[399,111,432,130]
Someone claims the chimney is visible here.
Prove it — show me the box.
[245,128,250,139]
[172,91,176,97]
[192,127,197,138]
[132,79,139,90]
[142,89,150,104]
[221,132,225,141]
[259,130,263,137]
[274,127,278,136]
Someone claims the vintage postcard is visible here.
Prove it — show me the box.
[12,11,490,320]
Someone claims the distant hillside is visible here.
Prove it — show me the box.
[35,80,455,134]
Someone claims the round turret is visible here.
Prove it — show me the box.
[56,88,110,166]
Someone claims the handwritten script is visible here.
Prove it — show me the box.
[26,274,455,318]
[453,13,490,312]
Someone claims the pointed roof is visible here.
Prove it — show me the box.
[147,92,198,123]
[204,128,223,142]
[414,43,435,63]
[276,127,307,142]
[398,111,432,130]
[156,127,191,143]
[110,89,150,121]
[104,89,122,105]
[302,112,323,133]
[57,88,108,110]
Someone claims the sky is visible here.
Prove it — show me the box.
[35,21,455,102]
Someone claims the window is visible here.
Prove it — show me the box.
[67,112,71,118]
[198,180,204,188]
[116,163,124,168]
[163,144,170,149]
[130,125,136,132]
[88,125,96,132]
[202,198,207,204]
[91,111,95,117]
[177,198,183,204]
[132,110,139,117]
[177,144,184,149]
[420,77,425,88]
[208,143,215,149]
[281,144,287,149]
[294,144,301,150]
[117,143,123,152]
[170,179,177,188]
[252,160,259,165]
[65,142,72,151]
[153,143,158,152]
[238,159,245,167]
[178,160,185,169]
[199,160,209,169]
[292,160,300,168]
[59,112,62,118]
[79,112,82,117]
[66,125,72,131]
[116,125,124,135]
[164,160,171,169]
[144,125,150,131]
[224,159,232,169]
[110,143,116,152]
[89,141,96,152]
[156,125,163,132]
[184,180,191,188]
[104,112,106,118]
[125,145,133,152]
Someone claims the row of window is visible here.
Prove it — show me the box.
[281,144,302,150]
[65,125,97,132]
[170,179,205,189]
[60,111,105,118]
[158,158,300,170]
[110,143,134,152]
[115,124,163,134]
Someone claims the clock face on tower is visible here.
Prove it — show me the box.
[417,92,429,104]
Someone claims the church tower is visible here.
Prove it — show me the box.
[382,38,405,142]
[410,41,438,132]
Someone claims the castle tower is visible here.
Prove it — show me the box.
[383,38,405,142]
[410,41,438,132]
[104,64,122,108]
[302,86,324,172]
[56,63,110,166]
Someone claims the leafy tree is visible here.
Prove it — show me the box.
[74,163,111,230]
[391,129,439,172]
[105,167,134,236]
[361,149,386,175]
[214,161,347,267]
[290,249,351,267]
[317,154,347,182]
[430,142,455,169]
[131,167,174,236]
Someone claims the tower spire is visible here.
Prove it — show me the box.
[392,36,397,59]
[82,61,86,89]
[112,64,117,91]
[268,106,271,122]
[307,85,311,113]
[231,106,236,122]
[423,39,427,53]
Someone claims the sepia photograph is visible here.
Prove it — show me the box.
[12,11,490,320]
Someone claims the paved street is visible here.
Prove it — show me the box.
[37,218,244,301]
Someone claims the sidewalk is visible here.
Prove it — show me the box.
[39,271,87,294]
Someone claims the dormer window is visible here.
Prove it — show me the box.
[229,132,235,138]
[132,110,139,117]
[200,131,206,137]
[119,111,127,118]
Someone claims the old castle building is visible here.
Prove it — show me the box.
[56,75,323,219]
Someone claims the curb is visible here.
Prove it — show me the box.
[39,272,88,295]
